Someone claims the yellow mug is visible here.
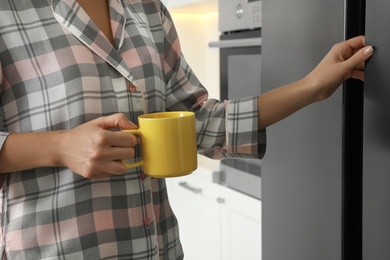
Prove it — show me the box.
[123,111,198,178]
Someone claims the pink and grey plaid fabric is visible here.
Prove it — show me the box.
[0,0,265,259]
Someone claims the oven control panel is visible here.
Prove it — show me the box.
[219,0,262,33]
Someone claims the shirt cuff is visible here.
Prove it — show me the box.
[225,96,266,159]
[0,132,11,152]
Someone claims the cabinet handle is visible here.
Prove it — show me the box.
[179,182,202,194]
[217,197,225,204]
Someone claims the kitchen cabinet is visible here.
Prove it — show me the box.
[166,168,222,260]
[220,183,262,260]
[166,166,262,259]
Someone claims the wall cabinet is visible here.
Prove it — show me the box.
[166,167,262,260]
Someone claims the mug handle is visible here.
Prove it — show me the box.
[122,129,144,168]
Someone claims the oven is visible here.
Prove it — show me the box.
[209,0,262,200]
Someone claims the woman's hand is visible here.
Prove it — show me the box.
[305,35,374,102]
[58,113,138,179]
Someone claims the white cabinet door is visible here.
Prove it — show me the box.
[167,169,222,260]
[220,186,262,260]
[166,167,262,260]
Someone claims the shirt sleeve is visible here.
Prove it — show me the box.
[0,68,11,153]
[158,1,266,160]
[0,132,10,152]
[0,113,9,154]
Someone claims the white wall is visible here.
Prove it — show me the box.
[169,11,220,99]
[162,0,218,13]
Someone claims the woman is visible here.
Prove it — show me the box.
[0,0,373,259]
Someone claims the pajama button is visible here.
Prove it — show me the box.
[139,172,146,181]
[144,218,152,226]
[129,83,137,92]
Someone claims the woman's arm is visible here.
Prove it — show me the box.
[0,113,138,179]
[257,36,374,129]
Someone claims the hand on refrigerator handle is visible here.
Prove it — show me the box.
[305,35,374,103]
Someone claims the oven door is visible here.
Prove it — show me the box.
[209,29,262,200]
[210,29,262,100]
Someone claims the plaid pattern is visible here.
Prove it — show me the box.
[0,0,265,259]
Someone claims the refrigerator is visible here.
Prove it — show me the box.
[261,0,390,259]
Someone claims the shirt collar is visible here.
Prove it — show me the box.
[50,0,135,82]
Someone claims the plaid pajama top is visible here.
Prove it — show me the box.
[0,0,266,259]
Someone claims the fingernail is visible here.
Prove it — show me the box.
[363,46,374,56]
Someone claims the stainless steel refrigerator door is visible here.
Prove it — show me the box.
[364,0,390,259]
[261,0,344,259]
